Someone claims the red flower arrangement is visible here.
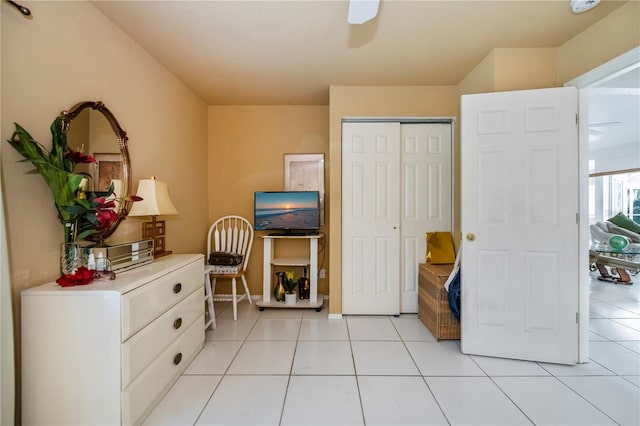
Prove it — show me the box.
[8,118,143,286]
[7,118,142,244]
[56,267,96,287]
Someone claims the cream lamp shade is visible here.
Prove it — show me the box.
[128,177,179,217]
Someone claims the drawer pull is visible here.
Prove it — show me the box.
[173,317,183,329]
[173,352,183,365]
[173,283,182,294]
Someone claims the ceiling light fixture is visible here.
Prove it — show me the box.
[348,0,380,24]
[570,0,601,13]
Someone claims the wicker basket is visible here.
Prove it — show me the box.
[418,263,460,340]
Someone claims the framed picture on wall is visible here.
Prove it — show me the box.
[91,153,124,193]
[284,153,325,225]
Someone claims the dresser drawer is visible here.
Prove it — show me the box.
[122,260,202,340]
[122,314,204,425]
[121,288,202,388]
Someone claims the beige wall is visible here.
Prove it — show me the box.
[328,86,459,315]
[558,1,640,84]
[1,2,208,412]
[208,106,330,296]
[459,48,557,95]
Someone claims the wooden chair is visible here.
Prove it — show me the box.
[205,215,254,321]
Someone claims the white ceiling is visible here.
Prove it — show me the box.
[91,0,627,105]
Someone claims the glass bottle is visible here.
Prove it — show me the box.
[298,267,310,300]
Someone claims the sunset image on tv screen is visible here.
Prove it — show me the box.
[254,191,319,230]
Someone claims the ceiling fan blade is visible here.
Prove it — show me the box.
[348,0,380,24]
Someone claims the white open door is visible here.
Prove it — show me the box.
[461,87,580,365]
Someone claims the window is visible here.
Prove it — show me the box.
[589,171,640,224]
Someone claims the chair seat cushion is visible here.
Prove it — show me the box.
[208,251,243,266]
[209,265,241,275]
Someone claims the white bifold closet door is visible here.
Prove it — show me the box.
[342,121,452,314]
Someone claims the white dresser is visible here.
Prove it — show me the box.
[21,254,205,425]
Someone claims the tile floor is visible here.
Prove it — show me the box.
[144,272,640,425]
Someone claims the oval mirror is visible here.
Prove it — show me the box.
[61,101,132,242]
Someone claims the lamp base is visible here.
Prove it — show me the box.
[154,250,173,259]
[141,218,172,259]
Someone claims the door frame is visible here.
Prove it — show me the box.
[565,46,640,363]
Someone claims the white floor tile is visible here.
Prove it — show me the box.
[292,341,354,375]
[247,318,301,340]
[493,376,616,425]
[215,300,260,320]
[406,341,486,376]
[426,377,532,425]
[347,317,400,340]
[617,340,640,353]
[589,341,640,375]
[590,301,640,319]
[590,330,610,341]
[299,318,349,340]
[613,318,640,331]
[302,302,330,318]
[196,375,288,425]
[537,360,615,376]
[591,318,640,340]
[259,308,305,319]
[615,302,640,314]
[205,317,257,341]
[281,376,363,425]
[559,375,640,426]
[622,375,640,386]
[470,355,550,376]
[143,375,221,426]
[155,274,640,426]
[359,376,448,425]
[183,341,243,375]
[352,341,419,375]
[227,340,296,375]
[390,317,437,341]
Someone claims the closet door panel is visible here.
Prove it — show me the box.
[342,122,401,314]
[400,123,452,313]
[342,121,452,315]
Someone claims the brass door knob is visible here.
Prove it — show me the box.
[466,233,476,242]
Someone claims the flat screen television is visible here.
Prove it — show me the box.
[254,191,320,235]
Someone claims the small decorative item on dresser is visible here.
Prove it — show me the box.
[59,243,87,276]
[273,272,286,302]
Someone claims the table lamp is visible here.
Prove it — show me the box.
[128,176,179,258]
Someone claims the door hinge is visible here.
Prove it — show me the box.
[576,312,579,323]
[576,212,579,224]
[576,114,579,126]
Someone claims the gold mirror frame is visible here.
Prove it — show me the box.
[60,101,132,242]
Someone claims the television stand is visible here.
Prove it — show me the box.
[268,231,311,237]
[256,233,325,311]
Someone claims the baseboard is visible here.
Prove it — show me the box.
[327,313,343,320]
